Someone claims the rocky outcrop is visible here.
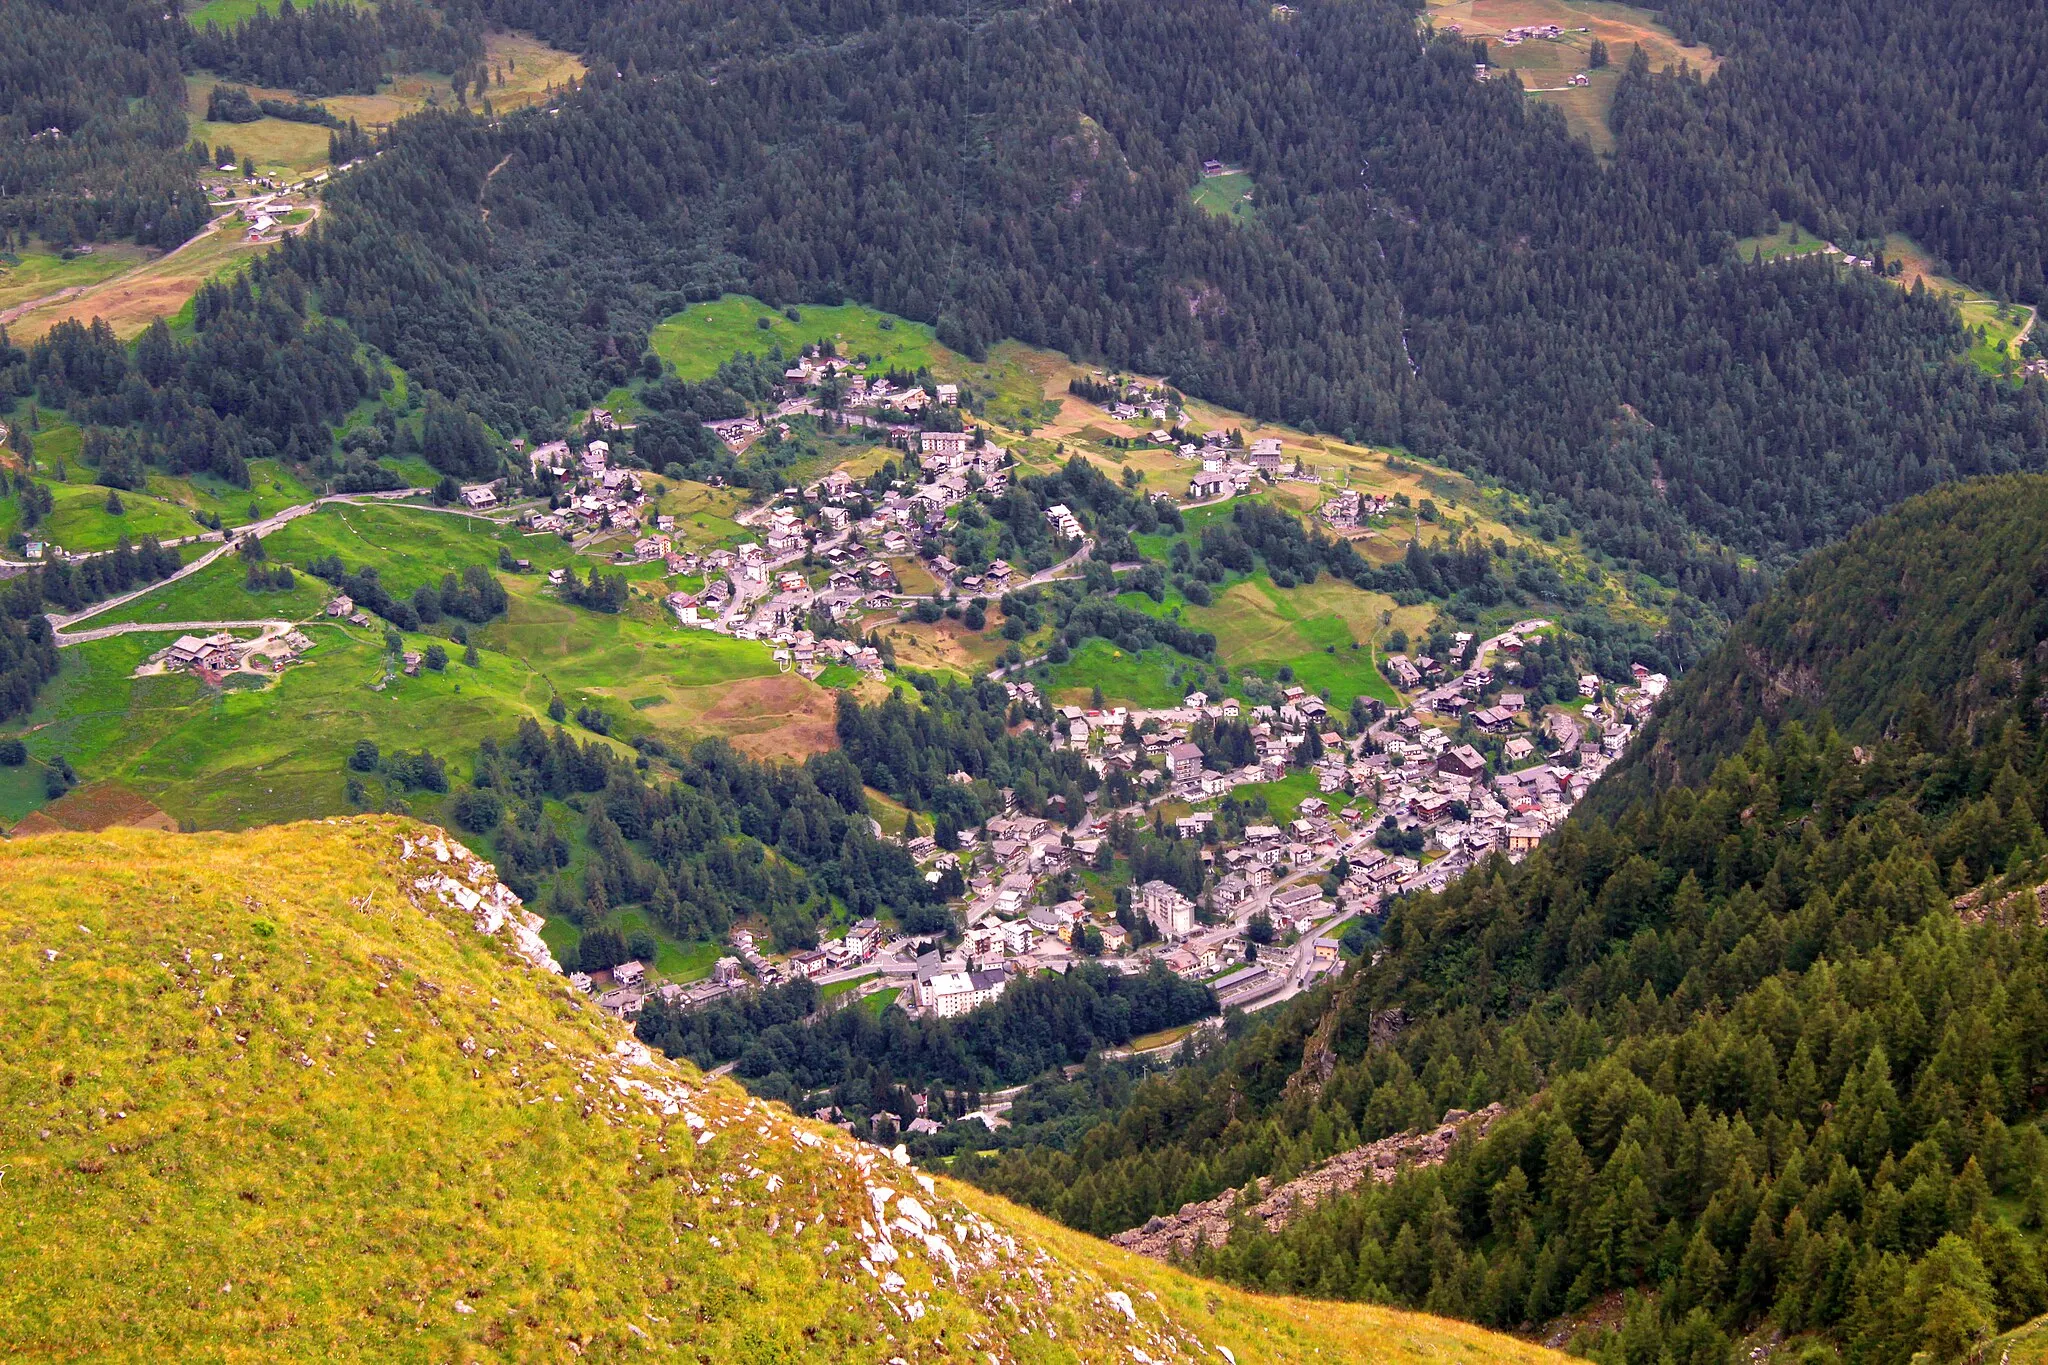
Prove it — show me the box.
[1110,1103,1506,1262]
[1953,879,2048,927]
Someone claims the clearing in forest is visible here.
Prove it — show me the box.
[651,296,940,382]
[1429,0,1718,152]
[0,215,267,342]
[1191,170,1257,224]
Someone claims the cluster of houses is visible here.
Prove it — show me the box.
[148,629,311,681]
[240,198,301,243]
[522,439,646,534]
[1320,487,1394,529]
[780,353,959,416]
[1499,22,1565,43]
[1180,434,1330,501]
[1079,373,1181,426]
[640,627,1673,1037]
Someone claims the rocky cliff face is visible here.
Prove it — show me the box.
[1111,1104,1508,1262]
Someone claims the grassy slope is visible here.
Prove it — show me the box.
[651,295,940,382]
[0,246,145,310]
[1191,171,1255,224]
[0,420,324,552]
[1996,1314,2048,1364]
[4,504,799,830]
[0,214,265,343]
[0,818,1568,1364]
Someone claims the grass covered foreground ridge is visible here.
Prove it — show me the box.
[0,816,1568,1363]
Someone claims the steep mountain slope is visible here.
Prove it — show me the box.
[958,476,2048,1364]
[1601,473,2048,806]
[0,817,1565,1363]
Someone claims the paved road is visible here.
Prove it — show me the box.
[55,617,294,648]
[46,489,428,634]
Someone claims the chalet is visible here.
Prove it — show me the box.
[460,483,499,510]
[1188,470,1230,500]
[1438,744,1488,780]
[325,594,354,617]
[1503,735,1537,764]
[1201,158,1226,176]
[163,633,238,672]
[666,591,700,623]
[1473,705,1520,734]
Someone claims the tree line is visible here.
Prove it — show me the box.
[637,962,1217,1135]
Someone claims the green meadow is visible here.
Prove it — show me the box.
[6,503,786,833]
[1190,170,1255,224]
[1227,767,1333,823]
[1033,639,1193,708]
[649,295,940,382]
[1104,570,1419,708]
[0,247,142,311]
[0,418,328,553]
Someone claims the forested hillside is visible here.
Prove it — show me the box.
[187,0,485,99]
[959,476,2048,1363]
[0,0,208,248]
[1655,0,2048,301]
[1601,475,2048,805]
[12,0,2048,629]
[266,0,2048,616]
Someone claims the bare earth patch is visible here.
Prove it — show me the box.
[9,781,178,837]
[693,674,840,761]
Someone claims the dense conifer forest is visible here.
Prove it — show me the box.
[260,0,2047,619]
[187,0,484,99]
[9,0,2048,631]
[957,475,2048,1362]
[0,0,208,248]
[637,962,1216,1126]
[1654,0,2048,302]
